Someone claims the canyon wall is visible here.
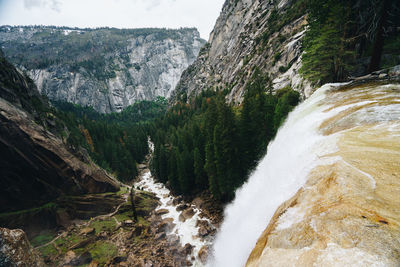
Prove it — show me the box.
[0,26,204,112]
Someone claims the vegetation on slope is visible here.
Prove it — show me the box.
[54,98,168,181]
[300,0,400,85]
[150,69,300,202]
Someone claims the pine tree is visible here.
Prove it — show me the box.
[213,98,239,201]
[239,70,270,173]
[177,148,194,194]
[300,1,355,84]
[167,147,180,193]
[274,87,300,131]
[158,145,168,183]
[204,98,220,198]
[194,147,207,190]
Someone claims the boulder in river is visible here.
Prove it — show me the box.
[180,243,194,256]
[176,203,189,212]
[157,218,175,233]
[197,220,215,237]
[138,164,147,170]
[168,234,180,246]
[192,197,204,207]
[182,208,195,220]
[198,245,209,264]
[172,196,183,206]
[179,213,186,222]
[155,209,169,216]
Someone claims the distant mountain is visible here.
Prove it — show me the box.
[0,26,205,113]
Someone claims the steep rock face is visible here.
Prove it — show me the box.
[173,0,312,103]
[246,80,400,266]
[0,26,205,113]
[0,228,44,267]
[0,53,120,214]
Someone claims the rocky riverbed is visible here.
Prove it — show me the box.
[15,151,218,267]
[134,162,217,266]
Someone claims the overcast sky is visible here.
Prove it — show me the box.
[0,0,225,39]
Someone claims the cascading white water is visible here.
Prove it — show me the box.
[134,170,213,264]
[135,140,213,266]
[209,83,352,267]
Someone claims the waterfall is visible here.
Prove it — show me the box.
[209,83,350,267]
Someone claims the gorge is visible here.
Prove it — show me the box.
[1,0,400,266]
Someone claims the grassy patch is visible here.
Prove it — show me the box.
[84,241,118,265]
[137,216,149,227]
[116,186,129,196]
[89,218,117,234]
[55,233,85,254]
[115,211,132,222]
[38,244,58,258]
[30,232,56,247]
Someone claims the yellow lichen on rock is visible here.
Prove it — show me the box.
[246,82,400,267]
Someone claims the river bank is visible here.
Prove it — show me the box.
[26,146,219,266]
[134,154,219,266]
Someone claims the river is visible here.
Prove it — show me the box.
[134,141,214,266]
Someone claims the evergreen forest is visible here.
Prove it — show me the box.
[150,70,299,202]
[300,0,400,84]
[23,0,400,204]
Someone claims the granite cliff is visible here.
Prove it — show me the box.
[173,0,312,103]
[0,26,204,113]
[0,51,120,232]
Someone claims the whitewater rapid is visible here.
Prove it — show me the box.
[209,83,350,266]
[134,141,213,266]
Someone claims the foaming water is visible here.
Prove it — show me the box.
[209,83,348,267]
[135,141,213,266]
[134,170,213,263]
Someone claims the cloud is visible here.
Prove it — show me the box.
[145,0,162,11]
[1,0,225,39]
[49,0,61,12]
[23,0,42,9]
[23,0,62,12]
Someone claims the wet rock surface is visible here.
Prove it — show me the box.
[198,245,209,264]
[133,150,220,265]
[247,82,400,267]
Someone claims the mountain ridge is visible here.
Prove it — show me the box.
[0,25,205,113]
